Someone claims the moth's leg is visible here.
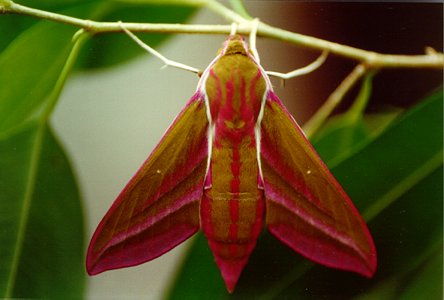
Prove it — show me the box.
[266,50,329,80]
[249,18,260,63]
[118,21,201,75]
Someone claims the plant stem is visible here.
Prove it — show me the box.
[258,22,444,69]
[40,30,90,122]
[205,0,245,23]
[228,0,253,19]
[303,64,368,139]
[1,0,443,70]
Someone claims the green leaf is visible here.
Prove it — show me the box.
[0,1,101,52]
[13,0,97,9]
[311,115,369,165]
[0,12,87,297]
[0,21,76,133]
[167,89,443,298]
[362,107,403,136]
[229,0,252,19]
[78,4,196,69]
[311,73,374,164]
[0,3,106,134]
[0,2,196,297]
[0,15,35,52]
[356,248,443,300]
[356,172,443,300]
[398,249,443,300]
[349,89,443,218]
[167,234,228,300]
[0,122,85,298]
[0,2,197,123]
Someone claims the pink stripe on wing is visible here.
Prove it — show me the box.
[100,185,203,257]
[264,181,365,258]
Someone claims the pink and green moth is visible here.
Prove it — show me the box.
[86,34,377,293]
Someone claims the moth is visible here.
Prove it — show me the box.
[86,34,377,293]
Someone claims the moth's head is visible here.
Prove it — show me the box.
[219,35,249,57]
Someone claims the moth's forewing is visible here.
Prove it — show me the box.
[260,92,377,277]
[86,94,209,275]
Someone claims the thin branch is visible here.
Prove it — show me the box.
[228,0,253,20]
[41,30,91,121]
[257,22,444,69]
[205,0,246,23]
[0,0,229,33]
[1,0,443,70]
[303,64,368,139]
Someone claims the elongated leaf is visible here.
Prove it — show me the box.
[311,74,373,160]
[0,16,35,52]
[0,1,196,134]
[311,114,369,165]
[167,234,227,300]
[398,248,443,300]
[0,1,96,51]
[79,4,196,69]
[13,0,96,9]
[355,167,442,300]
[0,121,84,298]
[0,22,75,133]
[356,247,442,300]
[311,74,403,167]
[343,89,442,215]
[168,89,442,298]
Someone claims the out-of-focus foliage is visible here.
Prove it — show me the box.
[0,1,195,297]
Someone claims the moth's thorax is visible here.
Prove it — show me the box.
[205,53,266,141]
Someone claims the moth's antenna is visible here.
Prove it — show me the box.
[249,18,260,63]
[118,21,201,75]
[266,50,329,79]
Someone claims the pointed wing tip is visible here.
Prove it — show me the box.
[361,253,378,278]
[86,268,99,276]
[335,246,377,279]
[357,234,377,278]
[267,224,378,280]
[86,256,100,276]
[86,257,117,276]
[86,247,108,276]
[341,248,377,279]
[358,267,376,279]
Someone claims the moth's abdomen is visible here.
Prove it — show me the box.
[201,191,264,292]
[200,134,264,292]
